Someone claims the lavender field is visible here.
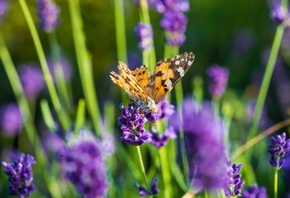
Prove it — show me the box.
[0,0,290,197]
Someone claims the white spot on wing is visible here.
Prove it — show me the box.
[165,80,172,88]
[175,60,180,65]
[188,60,193,65]
[177,67,185,77]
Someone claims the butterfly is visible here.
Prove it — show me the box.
[110,52,195,113]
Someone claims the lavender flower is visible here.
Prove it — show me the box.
[268,132,290,169]
[170,98,228,190]
[118,103,151,146]
[207,64,229,99]
[148,127,176,148]
[134,177,160,196]
[271,4,287,24]
[0,0,8,22]
[19,64,45,99]
[0,103,22,136]
[241,183,267,198]
[60,129,108,198]
[224,163,245,197]
[1,153,36,197]
[156,98,175,120]
[37,0,60,32]
[283,153,290,183]
[135,23,153,51]
[47,56,73,81]
[155,0,189,46]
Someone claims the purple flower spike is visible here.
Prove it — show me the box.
[61,129,108,198]
[118,104,151,146]
[135,23,153,51]
[37,0,60,32]
[156,98,175,120]
[271,4,287,24]
[149,127,176,148]
[1,153,36,197]
[0,0,9,22]
[207,64,229,99]
[19,64,45,99]
[224,163,245,197]
[268,132,290,169]
[0,103,22,136]
[170,98,228,190]
[155,0,189,46]
[134,177,160,196]
[241,183,267,198]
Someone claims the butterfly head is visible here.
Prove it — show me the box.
[147,97,158,113]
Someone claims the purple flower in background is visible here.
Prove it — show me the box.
[60,129,108,198]
[0,0,8,22]
[271,4,287,24]
[1,153,36,197]
[155,0,189,46]
[37,0,60,32]
[19,64,45,99]
[149,127,176,148]
[118,104,151,146]
[156,98,175,120]
[207,64,229,99]
[283,154,290,183]
[134,177,160,196]
[135,23,153,51]
[241,183,267,198]
[47,56,73,81]
[268,132,290,169]
[170,98,228,190]
[224,163,245,197]
[0,103,22,136]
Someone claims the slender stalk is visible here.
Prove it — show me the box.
[273,169,278,198]
[231,118,290,159]
[0,32,62,198]
[114,0,128,63]
[18,0,70,131]
[67,0,101,135]
[48,30,73,114]
[40,99,57,132]
[136,146,150,193]
[159,147,172,197]
[74,99,86,135]
[247,0,288,157]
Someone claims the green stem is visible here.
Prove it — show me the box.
[40,99,57,132]
[247,0,288,153]
[114,0,127,63]
[74,99,86,135]
[68,0,101,135]
[19,0,70,131]
[159,147,172,197]
[48,30,73,114]
[136,146,150,193]
[274,169,278,198]
[0,32,62,198]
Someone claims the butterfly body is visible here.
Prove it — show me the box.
[110,52,195,113]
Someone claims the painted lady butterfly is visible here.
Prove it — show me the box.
[110,52,195,113]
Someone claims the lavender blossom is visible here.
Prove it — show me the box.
[207,64,229,99]
[283,153,290,183]
[155,0,189,46]
[148,127,176,148]
[134,177,160,196]
[170,98,228,190]
[224,163,245,197]
[0,0,8,22]
[37,0,60,32]
[156,98,175,120]
[135,23,153,51]
[118,103,151,146]
[60,129,108,198]
[271,4,287,24]
[0,103,22,136]
[19,64,45,99]
[268,132,290,169]
[47,56,73,81]
[241,183,267,198]
[1,153,36,197]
